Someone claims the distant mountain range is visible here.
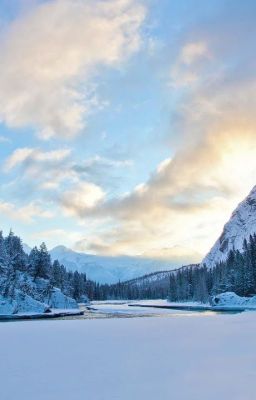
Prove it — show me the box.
[49,246,178,284]
[23,242,198,286]
[23,243,196,284]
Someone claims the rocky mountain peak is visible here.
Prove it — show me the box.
[202,185,256,267]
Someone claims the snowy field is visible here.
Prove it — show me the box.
[1,309,256,400]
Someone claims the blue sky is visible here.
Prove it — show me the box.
[0,0,256,264]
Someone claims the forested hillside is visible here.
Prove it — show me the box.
[95,235,256,303]
[168,234,256,302]
[93,265,198,301]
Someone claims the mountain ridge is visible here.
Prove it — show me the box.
[49,246,178,284]
[202,185,256,267]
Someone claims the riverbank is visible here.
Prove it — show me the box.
[0,308,83,321]
[128,303,249,312]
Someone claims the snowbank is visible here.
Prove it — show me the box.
[211,292,256,309]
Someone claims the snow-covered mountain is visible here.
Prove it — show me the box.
[202,185,256,268]
[22,243,32,254]
[49,246,177,284]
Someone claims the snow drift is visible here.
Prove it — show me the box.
[211,292,256,309]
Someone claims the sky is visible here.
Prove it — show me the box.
[0,0,256,264]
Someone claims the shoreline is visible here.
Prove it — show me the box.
[0,309,84,321]
[128,303,253,312]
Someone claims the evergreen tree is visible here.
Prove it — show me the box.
[38,243,51,279]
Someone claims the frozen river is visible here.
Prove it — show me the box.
[1,301,255,400]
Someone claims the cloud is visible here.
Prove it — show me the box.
[73,155,133,173]
[0,135,10,143]
[61,182,105,218]
[4,147,71,172]
[72,155,133,188]
[170,41,210,87]
[3,147,73,194]
[3,147,132,197]
[180,42,208,65]
[0,200,53,223]
[31,228,82,248]
[0,0,145,139]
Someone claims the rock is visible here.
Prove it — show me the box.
[47,288,78,309]
[210,292,256,308]
[0,292,50,315]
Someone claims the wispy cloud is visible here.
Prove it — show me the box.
[170,41,210,87]
[3,147,133,222]
[0,135,11,143]
[4,147,71,172]
[0,200,53,223]
[180,42,209,65]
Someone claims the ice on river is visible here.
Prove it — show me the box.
[0,308,255,400]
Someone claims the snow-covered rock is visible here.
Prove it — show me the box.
[0,293,50,315]
[22,243,32,255]
[0,271,79,315]
[7,273,79,309]
[78,294,90,304]
[202,185,256,268]
[210,292,256,308]
[47,288,78,309]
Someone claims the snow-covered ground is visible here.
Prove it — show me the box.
[1,311,256,400]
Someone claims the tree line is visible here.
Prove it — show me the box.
[1,230,256,303]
